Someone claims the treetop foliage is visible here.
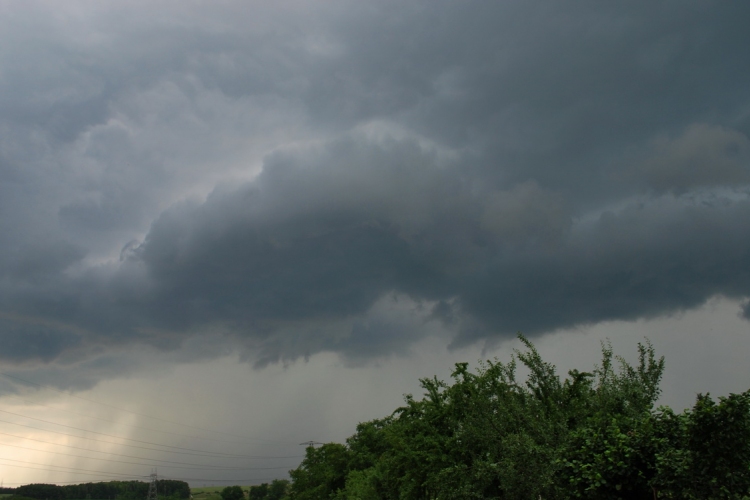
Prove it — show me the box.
[288,334,750,499]
[247,480,289,500]
[220,486,244,500]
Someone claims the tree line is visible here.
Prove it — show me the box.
[8,480,190,500]
[219,481,289,500]
[287,335,750,499]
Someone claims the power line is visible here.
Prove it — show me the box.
[2,394,267,449]
[0,458,292,485]
[0,479,140,486]
[0,441,301,471]
[0,372,297,446]
[0,372,303,485]
[0,429,301,465]
[0,458,150,480]
[0,476,289,486]
[0,417,282,460]
[0,409,277,459]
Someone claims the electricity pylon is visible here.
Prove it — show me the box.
[300,441,324,448]
[147,469,158,500]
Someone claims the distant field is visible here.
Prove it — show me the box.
[191,487,224,494]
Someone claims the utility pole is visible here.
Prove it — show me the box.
[299,441,323,449]
[147,469,158,500]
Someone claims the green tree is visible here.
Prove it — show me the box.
[289,443,350,499]
[362,337,664,499]
[220,486,244,500]
[559,413,656,499]
[15,484,63,500]
[557,340,665,499]
[288,334,750,499]
[559,391,750,499]
[266,480,289,500]
[335,469,379,500]
[649,391,750,498]
[248,483,267,500]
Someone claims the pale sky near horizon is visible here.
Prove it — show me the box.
[1,0,750,487]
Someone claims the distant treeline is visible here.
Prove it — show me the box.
[219,481,290,500]
[10,480,189,500]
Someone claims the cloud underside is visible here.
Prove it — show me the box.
[1,1,750,385]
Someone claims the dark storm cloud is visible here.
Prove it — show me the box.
[3,139,458,370]
[306,2,750,173]
[0,317,82,363]
[1,1,750,379]
[127,140,750,350]
[743,302,750,321]
[0,1,322,263]
[636,124,750,192]
[453,193,750,345]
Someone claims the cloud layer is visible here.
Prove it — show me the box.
[1,1,750,387]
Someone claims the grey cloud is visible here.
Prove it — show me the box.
[136,139,446,328]
[743,301,750,321]
[244,293,444,369]
[3,240,85,281]
[454,193,750,345]
[309,2,750,201]
[12,136,750,372]
[310,294,445,366]
[0,317,82,363]
[2,136,575,370]
[1,1,750,382]
[480,181,572,250]
[638,124,750,192]
[130,140,750,357]
[0,3,327,232]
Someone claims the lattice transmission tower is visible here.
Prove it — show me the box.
[299,441,324,449]
[147,469,158,500]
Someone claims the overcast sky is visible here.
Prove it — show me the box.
[1,0,750,487]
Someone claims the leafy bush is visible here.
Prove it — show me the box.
[288,334,750,499]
